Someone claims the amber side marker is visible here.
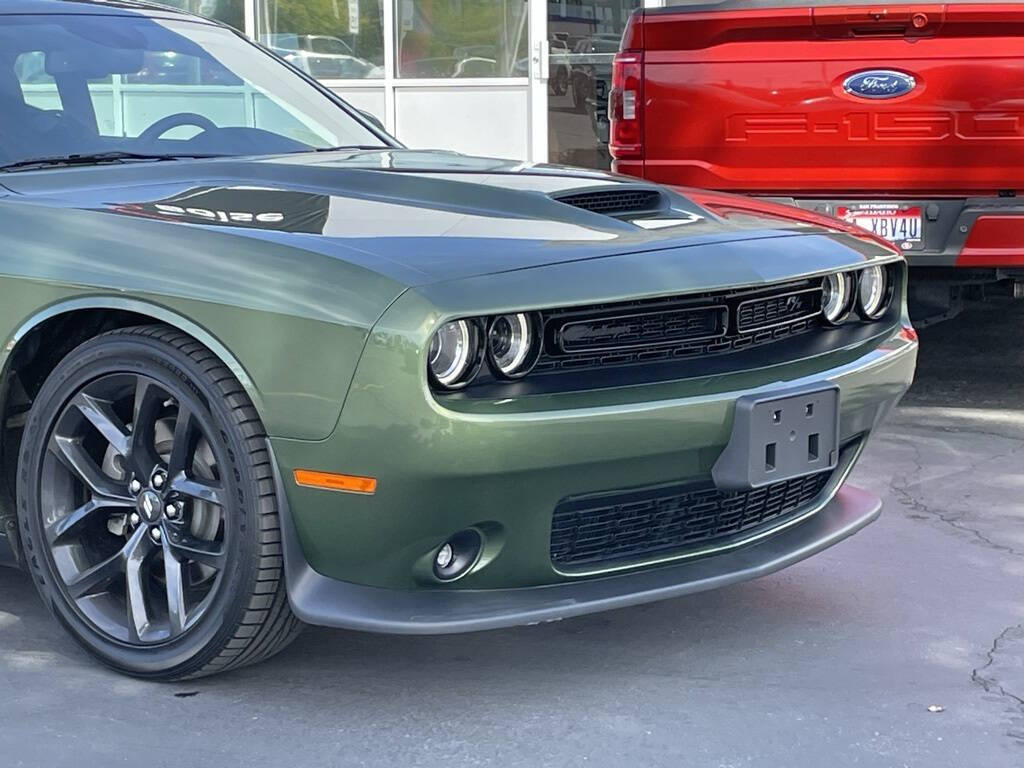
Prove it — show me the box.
[293,469,377,495]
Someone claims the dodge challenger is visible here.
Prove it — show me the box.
[0,0,916,679]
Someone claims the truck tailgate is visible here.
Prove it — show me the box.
[638,2,1024,195]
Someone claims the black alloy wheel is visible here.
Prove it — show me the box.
[42,371,227,644]
[18,325,301,678]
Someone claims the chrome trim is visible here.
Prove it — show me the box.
[841,70,917,100]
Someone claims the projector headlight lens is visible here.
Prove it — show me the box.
[822,272,855,325]
[488,312,540,378]
[428,319,480,388]
[858,265,891,320]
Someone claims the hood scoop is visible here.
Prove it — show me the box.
[553,187,665,217]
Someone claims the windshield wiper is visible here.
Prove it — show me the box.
[0,151,222,173]
[311,145,390,153]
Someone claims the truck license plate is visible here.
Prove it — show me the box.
[836,204,922,250]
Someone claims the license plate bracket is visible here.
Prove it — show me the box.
[712,384,840,492]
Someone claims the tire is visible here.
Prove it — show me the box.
[571,77,589,114]
[551,68,568,96]
[17,325,301,679]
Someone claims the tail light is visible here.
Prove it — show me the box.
[609,51,643,160]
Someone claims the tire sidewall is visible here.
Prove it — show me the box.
[552,69,567,96]
[17,332,261,678]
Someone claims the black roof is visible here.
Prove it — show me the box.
[0,0,200,18]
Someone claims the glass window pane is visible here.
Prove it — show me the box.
[0,16,386,167]
[397,0,529,79]
[14,52,63,111]
[256,0,385,80]
[548,1,641,169]
[157,1,245,31]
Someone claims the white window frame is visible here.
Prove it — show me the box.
[237,0,665,157]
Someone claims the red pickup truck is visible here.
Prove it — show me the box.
[609,0,1024,323]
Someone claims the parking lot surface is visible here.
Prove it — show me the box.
[1,302,1022,768]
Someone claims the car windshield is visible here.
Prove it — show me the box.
[0,14,388,169]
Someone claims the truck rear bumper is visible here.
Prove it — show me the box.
[605,179,1024,271]
[783,197,1024,269]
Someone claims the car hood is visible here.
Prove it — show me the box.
[0,148,866,286]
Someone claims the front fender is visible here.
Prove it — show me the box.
[1,295,268,418]
[0,199,408,439]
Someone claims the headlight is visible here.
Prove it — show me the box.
[822,272,855,325]
[428,319,481,389]
[488,313,540,378]
[857,265,891,320]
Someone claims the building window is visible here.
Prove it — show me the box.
[256,0,386,79]
[547,1,642,169]
[396,0,529,79]
[158,1,246,31]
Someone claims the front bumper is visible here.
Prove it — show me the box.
[270,317,915,623]
[277,477,881,634]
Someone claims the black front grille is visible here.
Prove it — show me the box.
[556,189,664,216]
[558,305,726,353]
[737,287,821,333]
[550,470,833,569]
[535,280,823,376]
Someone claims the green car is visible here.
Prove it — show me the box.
[0,1,917,680]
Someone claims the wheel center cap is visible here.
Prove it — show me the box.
[137,489,163,524]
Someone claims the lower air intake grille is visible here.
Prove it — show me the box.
[550,470,833,569]
[556,189,663,216]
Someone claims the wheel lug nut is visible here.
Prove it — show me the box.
[129,513,140,526]
[165,503,178,519]
[152,472,165,489]
[150,527,162,542]
[129,479,142,494]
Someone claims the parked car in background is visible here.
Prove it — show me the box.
[549,38,571,95]
[265,32,383,79]
[569,34,620,115]
[610,0,1024,324]
[0,0,915,680]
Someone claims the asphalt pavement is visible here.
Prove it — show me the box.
[1,300,1022,768]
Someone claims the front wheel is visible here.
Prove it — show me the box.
[551,67,568,96]
[571,77,589,113]
[17,325,301,679]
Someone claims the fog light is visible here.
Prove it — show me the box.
[433,530,483,581]
[435,543,454,569]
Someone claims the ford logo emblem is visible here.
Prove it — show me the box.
[842,70,916,100]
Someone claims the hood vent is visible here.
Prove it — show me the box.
[555,188,664,217]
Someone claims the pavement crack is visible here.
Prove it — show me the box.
[889,478,1024,557]
[972,625,1024,714]
[886,439,1024,558]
